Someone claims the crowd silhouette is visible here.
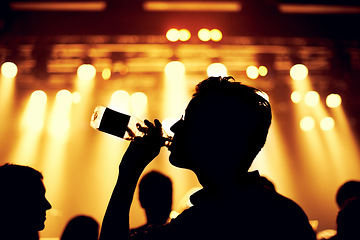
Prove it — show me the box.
[1,76,358,240]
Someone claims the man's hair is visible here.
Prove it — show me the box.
[139,170,172,208]
[193,76,272,161]
[0,163,44,201]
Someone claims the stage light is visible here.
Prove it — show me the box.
[290,64,308,80]
[102,68,111,80]
[207,63,227,77]
[326,94,342,108]
[320,117,335,131]
[304,91,320,107]
[300,116,315,131]
[1,62,18,78]
[130,92,148,117]
[21,90,47,131]
[72,92,82,104]
[166,28,180,42]
[198,28,211,42]
[164,61,185,76]
[210,29,222,42]
[291,91,302,103]
[109,90,130,113]
[179,29,191,41]
[246,65,259,79]
[77,64,96,80]
[258,66,268,76]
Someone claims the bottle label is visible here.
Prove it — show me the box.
[98,107,131,138]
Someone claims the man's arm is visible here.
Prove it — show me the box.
[99,120,164,240]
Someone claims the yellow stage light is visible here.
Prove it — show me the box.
[326,94,342,108]
[166,28,179,42]
[102,68,111,80]
[258,66,268,76]
[291,91,302,103]
[207,63,227,77]
[290,64,308,80]
[320,117,335,131]
[210,29,222,42]
[1,62,18,78]
[300,116,315,131]
[165,61,185,76]
[198,28,211,42]
[179,29,191,41]
[77,64,96,80]
[304,91,320,107]
[246,66,259,79]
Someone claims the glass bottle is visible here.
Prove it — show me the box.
[90,106,172,147]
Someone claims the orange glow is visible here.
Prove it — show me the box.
[258,66,268,76]
[179,29,191,41]
[290,64,308,80]
[71,91,82,104]
[304,91,320,107]
[130,92,148,118]
[164,61,185,76]
[166,28,179,42]
[109,90,130,113]
[77,64,96,80]
[300,116,315,131]
[1,62,18,78]
[320,117,335,131]
[198,28,211,42]
[326,94,342,108]
[291,91,302,103]
[102,68,111,80]
[207,63,227,77]
[246,65,259,79]
[210,29,222,41]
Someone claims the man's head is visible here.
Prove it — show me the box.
[0,163,52,233]
[169,76,271,184]
[138,171,172,225]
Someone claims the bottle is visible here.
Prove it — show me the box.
[90,106,172,147]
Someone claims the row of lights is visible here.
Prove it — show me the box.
[1,60,308,82]
[166,28,223,42]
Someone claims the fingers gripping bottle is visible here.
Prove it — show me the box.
[90,106,172,147]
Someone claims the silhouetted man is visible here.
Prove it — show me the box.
[131,170,172,233]
[0,163,52,240]
[99,76,316,240]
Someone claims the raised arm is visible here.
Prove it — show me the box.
[99,120,165,240]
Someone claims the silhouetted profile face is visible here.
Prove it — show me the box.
[0,165,52,233]
[169,93,261,183]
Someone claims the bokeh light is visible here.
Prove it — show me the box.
[179,29,191,41]
[304,91,320,107]
[166,28,179,42]
[198,28,211,42]
[1,62,18,78]
[164,61,185,76]
[290,64,308,80]
[207,63,227,77]
[77,64,96,80]
[246,66,259,79]
[210,29,222,42]
[291,91,302,103]
[258,66,268,76]
[326,94,342,108]
[320,117,335,131]
[300,116,315,131]
[102,68,111,80]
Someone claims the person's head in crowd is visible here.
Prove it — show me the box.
[336,197,360,240]
[335,180,360,208]
[169,76,271,189]
[0,163,52,239]
[138,170,173,225]
[60,215,99,240]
